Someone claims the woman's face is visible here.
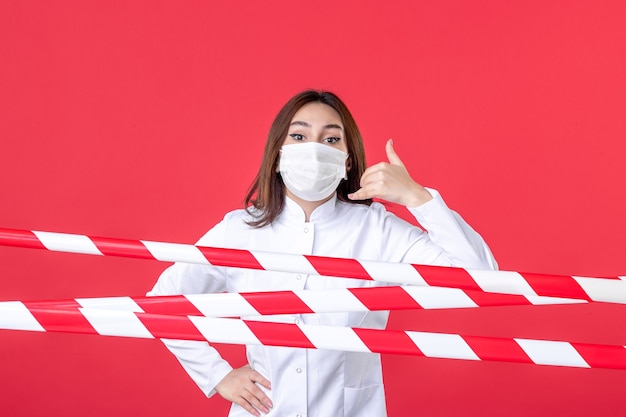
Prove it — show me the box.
[282,102,348,153]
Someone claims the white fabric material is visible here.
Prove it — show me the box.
[279,142,348,201]
[148,188,497,416]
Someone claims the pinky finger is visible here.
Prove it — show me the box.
[348,185,377,201]
[347,190,366,200]
[235,398,260,417]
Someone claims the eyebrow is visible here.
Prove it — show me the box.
[290,121,343,130]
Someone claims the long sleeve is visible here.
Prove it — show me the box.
[378,188,497,270]
[147,220,234,397]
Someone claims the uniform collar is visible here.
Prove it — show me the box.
[281,193,339,224]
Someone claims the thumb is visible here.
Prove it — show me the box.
[385,138,405,167]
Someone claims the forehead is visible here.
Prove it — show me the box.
[290,102,343,127]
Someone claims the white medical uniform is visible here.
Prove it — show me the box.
[148,189,497,417]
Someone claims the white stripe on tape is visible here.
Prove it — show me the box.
[299,323,371,353]
[572,276,626,304]
[359,260,427,285]
[189,316,261,345]
[33,231,103,256]
[186,293,260,317]
[468,269,539,297]
[141,241,209,264]
[404,286,478,309]
[0,302,45,331]
[515,338,590,368]
[76,297,144,312]
[79,309,154,338]
[295,289,366,313]
[251,251,319,275]
[407,331,480,360]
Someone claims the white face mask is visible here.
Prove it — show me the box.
[279,142,349,202]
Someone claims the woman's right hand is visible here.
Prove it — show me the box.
[214,365,273,416]
[348,139,433,208]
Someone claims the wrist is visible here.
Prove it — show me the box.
[405,187,433,208]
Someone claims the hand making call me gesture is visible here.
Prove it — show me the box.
[348,138,433,208]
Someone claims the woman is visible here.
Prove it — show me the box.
[149,90,497,416]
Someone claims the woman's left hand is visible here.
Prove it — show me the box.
[348,139,433,207]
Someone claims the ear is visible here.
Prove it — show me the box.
[345,156,351,179]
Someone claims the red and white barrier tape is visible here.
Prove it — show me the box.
[1,227,625,304]
[5,286,584,318]
[1,304,624,370]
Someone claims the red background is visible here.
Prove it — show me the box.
[1,1,626,416]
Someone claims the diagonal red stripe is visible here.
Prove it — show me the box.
[23,301,97,335]
[412,264,483,291]
[241,291,314,315]
[0,229,46,250]
[244,320,315,349]
[134,296,204,317]
[572,343,626,370]
[463,335,533,364]
[349,286,422,311]
[519,272,592,301]
[463,289,533,307]
[91,237,155,259]
[197,247,264,270]
[304,255,372,280]
[136,313,206,341]
[353,328,423,355]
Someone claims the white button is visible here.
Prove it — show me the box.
[296,368,302,373]
[296,274,302,280]
[294,318,300,324]
[296,414,302,417]
[303,227,309,233]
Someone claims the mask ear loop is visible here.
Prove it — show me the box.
[275,149,283,174]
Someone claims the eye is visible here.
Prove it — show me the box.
[324,137,341,144]
[289,133,305,141]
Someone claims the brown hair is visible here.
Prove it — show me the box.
[244,90,372,227]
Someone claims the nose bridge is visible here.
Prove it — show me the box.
[310,124,326,144]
